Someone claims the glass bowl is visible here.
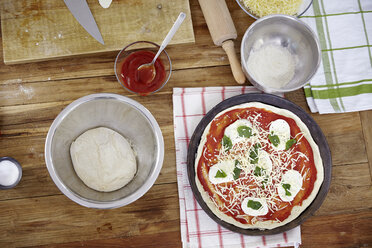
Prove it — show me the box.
[236,0,313,19]
[114,41,172,96]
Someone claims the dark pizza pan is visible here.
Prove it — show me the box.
[187,93,332,235]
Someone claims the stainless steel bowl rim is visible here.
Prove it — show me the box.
[45,93,164,209]
[240,14,321,93]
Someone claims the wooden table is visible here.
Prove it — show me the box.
[0,1,371,247]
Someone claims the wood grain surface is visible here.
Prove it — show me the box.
[0,0,371,247]
[1,0,195,64]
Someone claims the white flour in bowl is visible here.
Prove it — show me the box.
[247,44,295,89]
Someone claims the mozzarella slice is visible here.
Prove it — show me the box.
[257,150,272,174]
[241,197,269,216]
[208,160,235,184]
[278,170,303,202]
[224,119,255,145]
[269,119,291,150]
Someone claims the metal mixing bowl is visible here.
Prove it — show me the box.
[236,0,313,19]
[45,93,164,209]
[241,15,321,93]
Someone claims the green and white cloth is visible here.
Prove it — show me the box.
[300,0,372,114]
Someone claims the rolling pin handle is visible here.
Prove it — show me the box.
[222,40,246,84]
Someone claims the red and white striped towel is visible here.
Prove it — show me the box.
[173,86,301,248]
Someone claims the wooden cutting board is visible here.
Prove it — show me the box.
[0,0,195,64]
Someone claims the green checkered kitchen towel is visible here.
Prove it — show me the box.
[300,0,372,114]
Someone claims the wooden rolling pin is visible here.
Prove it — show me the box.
[198,0,246,84]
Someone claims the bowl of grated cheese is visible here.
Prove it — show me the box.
[241,14,321,93]
[236,0,313,19]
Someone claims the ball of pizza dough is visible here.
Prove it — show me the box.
[70,127,137,192]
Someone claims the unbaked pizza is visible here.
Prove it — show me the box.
[195,102,323,229]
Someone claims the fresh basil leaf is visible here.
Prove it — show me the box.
[249,143,261,164]
[253,166,263,177]
[286,139,297,150]
[235,160,240,166]
[247,200,262,210]
[250,156,259,164]
[237,125,253,138]
[282,183,292,196]
[262,178,269,189]
[268,134,280,147]
[253,143,262,149]
[249,150,258,164]
[222,135,232,151]
[215,169,227,178]
[233,167,242,180]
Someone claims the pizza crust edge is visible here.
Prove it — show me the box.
[194,102,324,230]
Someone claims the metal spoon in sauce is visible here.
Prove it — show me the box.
[137,12,186,84]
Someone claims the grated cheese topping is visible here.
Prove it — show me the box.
[206,111,309,219]
[240,0,303,18]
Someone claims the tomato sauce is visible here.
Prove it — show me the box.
[120,50,166,96]
[197,107,318,224]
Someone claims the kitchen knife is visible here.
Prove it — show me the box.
[64,0,104,45]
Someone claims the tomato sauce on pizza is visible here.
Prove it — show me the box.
[195,103,322,228]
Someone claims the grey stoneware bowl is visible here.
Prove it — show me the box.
[45,93,164,209]
[241,14,321,93]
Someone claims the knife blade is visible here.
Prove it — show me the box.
[64,0,104,45]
